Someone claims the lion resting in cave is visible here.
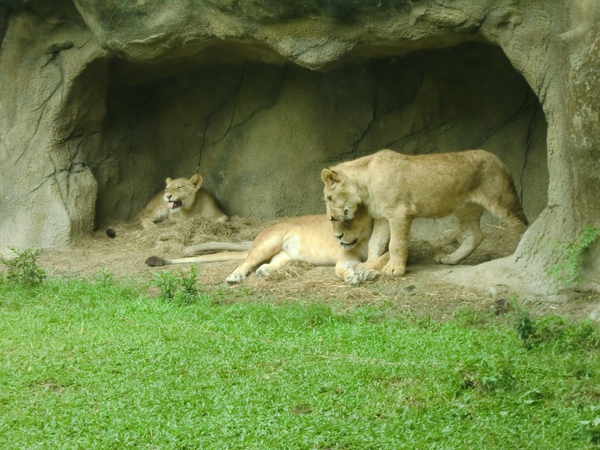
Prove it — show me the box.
[321,149,528,277]
[146,205,384,286]
[136,174,228,229]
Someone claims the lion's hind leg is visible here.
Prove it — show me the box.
[435,204,484,265]
[255,252,292,278]
[479,168,529,228]
[226,234,284,284]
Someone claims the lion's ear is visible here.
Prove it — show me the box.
[165,177,173,185]
[189,174,203,189]
[321,169,342,187]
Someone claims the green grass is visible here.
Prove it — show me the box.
[0,273,599,449]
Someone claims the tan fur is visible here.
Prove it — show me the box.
[145,207,376,286]
[136,174,228,229]
[321,149,528,277]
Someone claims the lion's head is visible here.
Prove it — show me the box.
[329,204,372,251]
[163,174,202,212]
[321,168,362,223]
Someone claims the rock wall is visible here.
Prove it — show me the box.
[0,2,105,249]
[96,43,547,230]
[0,0,598,293]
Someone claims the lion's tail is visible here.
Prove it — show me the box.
[491,199,529,229]
[145,251,249,267]
[182,241,253,257]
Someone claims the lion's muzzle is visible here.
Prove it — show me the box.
[338,237,358,250]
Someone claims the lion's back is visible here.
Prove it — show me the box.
[329,149,525,222]
[188,189,228,222]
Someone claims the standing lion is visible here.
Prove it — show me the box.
[321,149,528,277]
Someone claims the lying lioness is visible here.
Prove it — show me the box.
[145,206,381,286]
[136,174,228,229]
[321,149,528,277]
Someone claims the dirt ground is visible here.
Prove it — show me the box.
[36,216,600,322]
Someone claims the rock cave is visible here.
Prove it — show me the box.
[0,0,599,295]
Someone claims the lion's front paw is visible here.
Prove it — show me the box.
[360,269,380,282]
[382,263,406,277]
[356,261,375,274]
[344,273,362,287]
[358,268,381,281]
[355,261,383,281]
[226,271,246,284]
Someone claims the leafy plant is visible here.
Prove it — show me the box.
[512,298,535,346]
[150,266,200,303]
[455,356,516,394]
[0,247,46,286]
[548,225,600,287]
[93,268,115,286]
[513,298,600,350]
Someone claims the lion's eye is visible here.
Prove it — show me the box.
[326,196,332,203]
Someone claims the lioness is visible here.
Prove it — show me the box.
[145,206,381,286]
[321,149,528,277]
[136,174,228,229]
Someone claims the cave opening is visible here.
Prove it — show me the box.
[92,41,548,238]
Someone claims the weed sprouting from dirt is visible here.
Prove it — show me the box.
[0,247,46,286]
[150,266,201,303]
[513,297,600,350]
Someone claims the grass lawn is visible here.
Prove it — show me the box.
[0,265,599,449]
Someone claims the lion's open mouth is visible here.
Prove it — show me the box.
[168,200,182,210]
[339,238,358,250]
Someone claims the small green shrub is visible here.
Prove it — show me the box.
[512,299,535,345]
[513,300,600,350]
[455,356,517,394]
[150,266,201,303]
[548,225,600,287]
[93,268,115,286]
[0,247,46,286]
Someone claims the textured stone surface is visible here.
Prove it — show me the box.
[0,0,598,293]
[96,43,547,228]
